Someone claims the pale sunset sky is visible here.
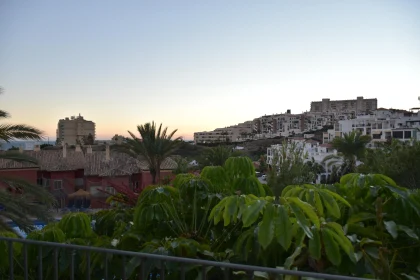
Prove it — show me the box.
[1,0,419,140]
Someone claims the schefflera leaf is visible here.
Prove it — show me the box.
[256,204,293,251]
[309,227,321,260]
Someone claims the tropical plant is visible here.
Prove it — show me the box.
[199,145,242,167]
[0,97,43,142]
[172,156,189,174]
[322,131,371,178]
[113,122,181,184]
[0,97,56,233]
[267,140,318,197]
[7,155,420,279]
[359,139,420,189]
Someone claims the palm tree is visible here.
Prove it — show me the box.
[0,93,56,232]
[322,131,371,176]
[199,145,244,168]
[114,122,180,184]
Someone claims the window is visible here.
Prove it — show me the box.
[404,131,412,139]
[105,186,116,195]
[37,178,43,186]
[43,179,50,188]
[54,180,63,190]
[392,131,403,139]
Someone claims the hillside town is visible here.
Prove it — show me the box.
[2,1,420,278]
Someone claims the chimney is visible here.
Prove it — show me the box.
[75,144,82,152]
[87,145,92,154]
[34,144,40,152]
[105,143,110,162]
[19,146,24,153]
[63,143,67,158]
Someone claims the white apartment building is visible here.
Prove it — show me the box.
[267,138,338,183]
[56,114,96,146]
[253,111,305,138]
[333,109,420,143]
[194,121,254,144]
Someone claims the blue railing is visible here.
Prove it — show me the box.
[0,237,367,280]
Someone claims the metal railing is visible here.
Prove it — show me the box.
[0,237,367,280]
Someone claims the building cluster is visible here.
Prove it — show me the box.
[0,144,177,208]
[325,108,420,143]
[265,98,420,183]
[194,96,379,143]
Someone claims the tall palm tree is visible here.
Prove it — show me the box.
[322,131,371,176]
[0,92,56,232]
[114,122,181,184]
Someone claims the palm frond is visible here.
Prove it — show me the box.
[0,177,56,233]
[0,109,10,119]
[0,124,43,142]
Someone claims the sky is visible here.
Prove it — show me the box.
[1,0,420,140]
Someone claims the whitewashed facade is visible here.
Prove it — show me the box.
[267,138,338,183]
[333,109,420,143]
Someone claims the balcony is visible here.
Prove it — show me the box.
[0,237,364,280]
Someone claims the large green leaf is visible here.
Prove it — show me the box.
[322,228,341,266]
[222,196,238,226]
[289,201,313,239]
[275,205,293,250]
[347,212,376,224]
[398,225,419,240]
[284,246,303,269]
[258,203,275,249]
[309,227,321,260]
[313,191,324,217]
[242,199,266,227]
[326,223,356,263]
[288,197,320,229]
[319,188,351,207]
[384,220,398,239]
[319,191,341,219]
[209,197,227,225]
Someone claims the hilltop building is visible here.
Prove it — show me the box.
[193,96,379,143]
[310,96,377,115]
[56,114,96,146]
[194,121,254,144]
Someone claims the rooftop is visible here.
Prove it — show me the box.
[0,149,177,174]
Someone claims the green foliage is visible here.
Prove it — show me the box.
[199,145,236,167]
[57,212,93,238]
[359,140,420,189]
[323,131,371,179]
[7,153,420,280]
[113,121,180,184]
[267,141,322,196]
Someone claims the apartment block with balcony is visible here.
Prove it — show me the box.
[56,114,96,146]
[310,96,378,115]
[333,109,420,142]
[194,121,254,144]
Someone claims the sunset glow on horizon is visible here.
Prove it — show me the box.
[1,0,419,140]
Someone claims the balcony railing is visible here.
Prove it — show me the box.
[0,237,366,280]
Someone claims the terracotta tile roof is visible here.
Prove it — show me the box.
[305,139,319,144]
[0,150,178,174]
[137,157,178,171]
[0,150,85,171]
[84,151,139,176]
